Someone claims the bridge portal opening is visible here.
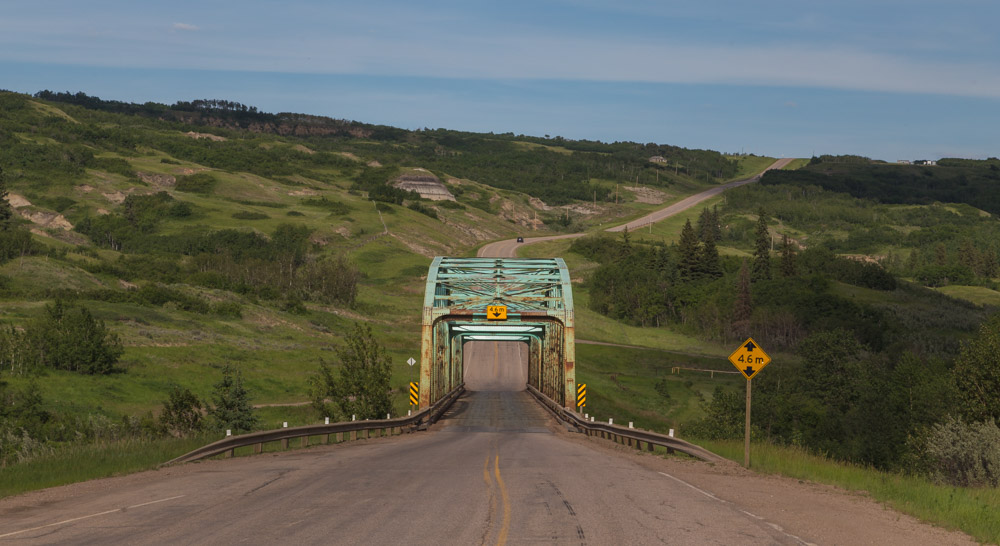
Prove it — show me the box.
[419,258,576,409]
[463,341,528,392]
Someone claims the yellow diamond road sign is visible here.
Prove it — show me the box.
[728,337,771,380]
[487,305,507,320]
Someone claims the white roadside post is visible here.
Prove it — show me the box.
[407,357,417,411]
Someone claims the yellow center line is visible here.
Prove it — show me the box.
[482,453,497,544]
[494,454,511,546]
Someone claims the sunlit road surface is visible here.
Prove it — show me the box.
[0,341,797,545]
[0,339,973,545]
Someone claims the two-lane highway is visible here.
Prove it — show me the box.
[0,339,975,544]
[478,158,794,258]
[0,348,806,545]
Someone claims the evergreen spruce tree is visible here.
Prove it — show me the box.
[208,365,258,433]
[696,208,713,242]
[0,166,10,225]
[619,225,632,257]
[780,234,797,277]
[710,205,722,242]
[677,219,701,281]
[653,245,673,274]
[699,233,722,278]
[732,258,752,336]
[751,209,772,282]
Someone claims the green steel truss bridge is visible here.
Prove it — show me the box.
[419,257,576,408]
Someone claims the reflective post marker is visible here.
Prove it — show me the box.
[409,382,419,407]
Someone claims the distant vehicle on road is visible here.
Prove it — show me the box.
[516,236,524,243]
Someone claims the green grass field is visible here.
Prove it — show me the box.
[933,285,1000,307]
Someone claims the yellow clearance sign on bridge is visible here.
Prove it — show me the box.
[487,305,507,320]
[728,337,771,380]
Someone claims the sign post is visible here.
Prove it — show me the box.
[406,357,416,408]
[728,337,771,468]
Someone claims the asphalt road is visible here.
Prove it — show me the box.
[0,345,802,545]
[478,158,794,258]
[0,340,974,544]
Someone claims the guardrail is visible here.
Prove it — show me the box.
[166,384,465,465]
[526,385,721,463]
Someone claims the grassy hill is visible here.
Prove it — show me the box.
[0,90,764,434]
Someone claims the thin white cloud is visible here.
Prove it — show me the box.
[1,4,998,101]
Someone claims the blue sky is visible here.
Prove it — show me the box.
[2,1,998,160]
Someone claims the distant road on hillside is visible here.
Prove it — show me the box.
[478,158,793,258]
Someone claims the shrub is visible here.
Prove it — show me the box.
[407,202,439,219]
[300,197,350,215]
[231,211,268,220]
[175,173,217,194]
[168,202,193,217]
[41,196,77,212]
[159,385,204,436]
[211,301,243,319]
[925,416,1000,487]
[282,297,307,315]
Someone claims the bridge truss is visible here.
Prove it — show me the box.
[420,257,576,408]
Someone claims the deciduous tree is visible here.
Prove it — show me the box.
[952,316,1000,423]
[780,234,797,277]
[309,323,392,421]
[732,259,752,334]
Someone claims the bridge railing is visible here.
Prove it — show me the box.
[526,385,721,463]
[165,384,465,465]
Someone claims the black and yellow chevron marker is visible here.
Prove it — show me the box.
[409,382,419,406]
[576,383,586,407]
